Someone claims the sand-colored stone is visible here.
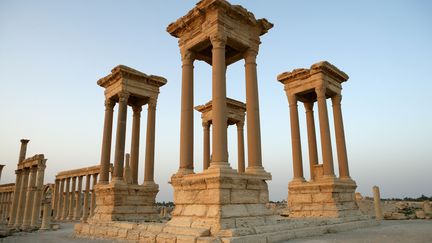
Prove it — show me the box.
[278,61,361,218]
[373,186,383,220]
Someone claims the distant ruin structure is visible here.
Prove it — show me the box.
[195,98,246,172]
[92,65,167,221]
[53,164,112,222]
[8,139,47,230]
[0,183,14,223]
[278,61,361,218]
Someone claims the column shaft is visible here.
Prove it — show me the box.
[52,179,60,219]
[56,179,65,220]
[113,93,129,180]
[90,174,97,216]
[81,174,91,221]
[14,169,29,227]
[287,94,304,181]
[210,34,229,168]
[332,94,350,179]
[130,106,142,184]
[99,99,115,183]
[62,177,70,220]
[316,87,335,177]
[373,186,383,220]
[8,170,22,226]
[68,177,76,220]
[179,49,194,173]
[30,165,45,228]
[144,100,156,184]
[304,102,319,180]
[202,122,210,170]
[74,176,83,220]
[18,139,30,163]
[22,167,37,229]
[237,122,246,173]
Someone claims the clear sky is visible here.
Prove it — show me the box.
[1,0,431,202]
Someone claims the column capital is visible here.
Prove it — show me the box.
[105,99,115,109]
[331,94,342,105]
[287,93,298,106]
[180,48,195,65]
[20,139,30,144]
[148,98,157,109]
[132,105,142,114]
[315,86,326,98]
[303,102,314,112]
[236,121,245,129]
[210,33,227,49]
[244,48,258,64]
[118,92,130,103]
[202,121,210,129]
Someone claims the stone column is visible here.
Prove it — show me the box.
[130,106,142,185]
[56,179,65,220]
[68,177,76,220]
[81,174,91,222]
[179,48,195,174]
[331,94,350,179]
[30,164,45,228]
[74,176,83,220]
[62,177,70,220]
[40,199,52,230]
[304,102,319,180]
[14,168,29,227]
[99,99,115,184]
[209,33,229,169]
[287,94,304,182]
[52,179,60,219]
[18,139,30,163]
[244,48,265,173]
[90,174,98,216]
[144,98,157,184]
[202,122,211,170]
[315,86,335,177]
[113,92,129,181]
[22,166,37,229]
[8,170,22,226]
[373,186,383,220]
[124,153,132,184]
[236,121,246,173]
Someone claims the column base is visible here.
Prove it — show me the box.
[90,181,159,222]
[287,177,362,218]
[175,168,194,176]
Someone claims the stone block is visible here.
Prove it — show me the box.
[206,205,221,217]
[221,205,249,218]
[139,232,157,243]
[266,230,296,242]
[183,205,208,217]
[235,217,265,228]
[127,230,140,240]
[177,234,197,243]
[147,223,165,233]
[156,233,177,243]
[223,234,267,243]
[167,216,193,227]
[197,237,222,243]
[163,226,210,237]
[231,190,259,204]
[118,228,128,238]
[191,218,215,230]
[289,193,312,203]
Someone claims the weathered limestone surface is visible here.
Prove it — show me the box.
[0,183,14,223]
[90,181,159,222]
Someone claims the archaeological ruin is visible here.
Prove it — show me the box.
[53,164,113,222]
[7,0,430,242]
[277,61,361,218]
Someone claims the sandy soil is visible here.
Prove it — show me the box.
[0,220,431,243]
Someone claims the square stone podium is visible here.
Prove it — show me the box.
[168,169,275,236]
[91,181,159,222]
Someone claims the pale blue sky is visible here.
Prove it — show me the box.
[1,0,431,201]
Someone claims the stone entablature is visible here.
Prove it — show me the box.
[17,154,45,170]
[56,165,103,180]
[195,98,246,126]
[167,0,273,65]
[0,183,14,223]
